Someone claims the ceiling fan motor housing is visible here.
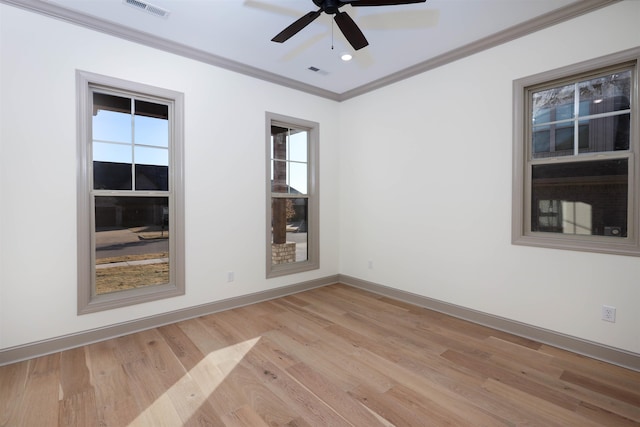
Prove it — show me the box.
[313,0,345,14]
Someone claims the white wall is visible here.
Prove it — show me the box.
[2,1,639,356]
[0,5,340,350]
[339,1,640,354]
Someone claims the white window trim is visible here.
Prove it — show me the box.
[266,112,320,278]
[512,48,640,256]
[76,70,185,314]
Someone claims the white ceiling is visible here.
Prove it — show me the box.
[6,0,616,100]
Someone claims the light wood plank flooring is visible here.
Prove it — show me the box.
[2,283,639,426]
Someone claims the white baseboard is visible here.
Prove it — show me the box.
[338,274,640,372]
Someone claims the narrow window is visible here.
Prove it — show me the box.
[77,71,184,313]
[512,49,639,256]
[266,113,319,277]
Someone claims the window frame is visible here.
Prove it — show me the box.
[512,48,640,256]
[265,112,319,278]
[77,70,185,314]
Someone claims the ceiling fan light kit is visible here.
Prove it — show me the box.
[271,0,427,51]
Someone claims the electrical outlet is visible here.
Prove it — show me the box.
[368,261,373,269]
[601,305,616,322]
[227,271,235,282]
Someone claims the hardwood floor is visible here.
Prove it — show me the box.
[2,283,639,426]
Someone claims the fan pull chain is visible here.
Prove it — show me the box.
[331,19,334,50]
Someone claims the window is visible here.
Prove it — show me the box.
[266,112,319,277]
[77,71,184,314]
[512,48,639,256]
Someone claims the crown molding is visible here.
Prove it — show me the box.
[339,0,623,100]
[0,0,623,99]
[0,0,341,101]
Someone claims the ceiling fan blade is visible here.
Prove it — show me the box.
[349,0,426,6]
[334,11,369,50]
[271,10,322,43]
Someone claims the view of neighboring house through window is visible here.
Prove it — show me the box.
[77,71,184,313]
[267,113,319,277]
[512,49,639,256]
[93,93,170,292]
[530,70,631,236]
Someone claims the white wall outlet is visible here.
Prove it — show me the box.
[368,261,373,269]
[601,305,616,322]
[227,271,235,282]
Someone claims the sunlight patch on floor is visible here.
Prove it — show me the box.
[128,337,261,426]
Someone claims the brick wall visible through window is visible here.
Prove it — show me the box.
[266,113,319,277]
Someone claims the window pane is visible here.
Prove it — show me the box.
[94,160,132,190]
[555,103,574,121]
[272,159,287,192]
[271,197,308,264]
[532,125,576,159]
[95,196,169,295]
[93,141,132,164]
[289,130,308,162]
[271,126,288,161]
[531,159,628,236]
[93,93,132,143]
[533,108,551,125]
[532,84,574,125]
[135,145,168,166]
[578,71,631,114]
[134,102,169,148]
[135,99,169,118]
[271,127,288,194]
[135,163,168,191]
[532,127,550,155]
[289,162,307,194]
[554,125,574,152]
[578,113,630,153]
[134,146,169,190]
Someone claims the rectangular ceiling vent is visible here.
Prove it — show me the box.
[308,66,329,76]
[123,0,170,18]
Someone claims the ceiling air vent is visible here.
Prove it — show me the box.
[308,66,329,76]
[123,0,170,18]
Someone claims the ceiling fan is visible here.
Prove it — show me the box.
[271,0,427,51]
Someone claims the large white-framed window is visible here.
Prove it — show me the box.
[266,112,319,278]
[77,71,184,314]
[512,48,639,256]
